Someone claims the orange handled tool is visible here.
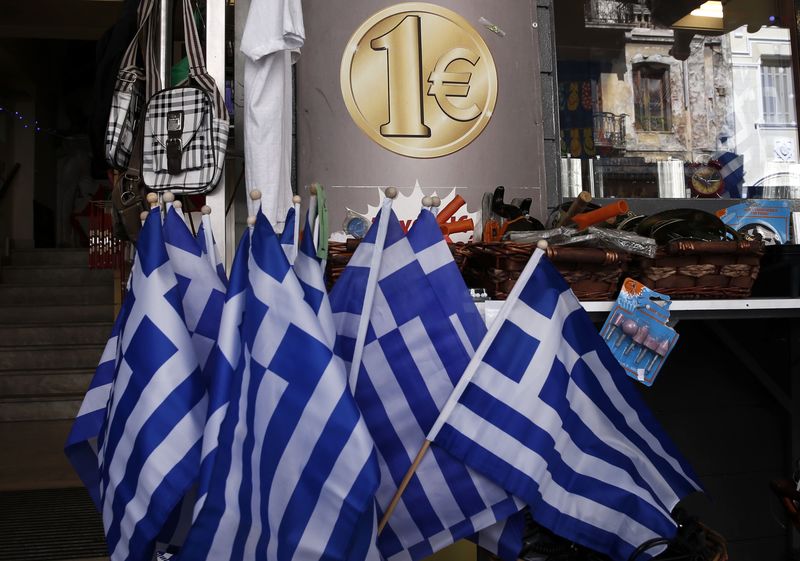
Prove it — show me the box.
[440,218,474,236]
[436,195,466,225]
[571,200,629,230]
[556,191,592,227]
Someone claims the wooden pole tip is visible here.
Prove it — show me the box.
[163,191,176,203]
[431,196,441,207]
[536,239,549,250]
[385,187,398,199]
[146,192,159,205]
[249,189,262,201]
[201,205,212,215]
[247,215,257,226]
[140,211,150,222]
[421,196,433,208]
[292,195,302,205]
[309,183,318,195]
[173,200,182,209]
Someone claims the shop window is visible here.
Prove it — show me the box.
[633,65,672,132]
[761,57,795,125]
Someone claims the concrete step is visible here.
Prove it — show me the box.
[0,284,114,307]
[9,249,88,267]
[1,265,113,285]
[0,344,104,371]
[0,396,82,422]
[0,304,114,324]
[0,369,94,398]
[0,420,83,489]
[0,322,112,347]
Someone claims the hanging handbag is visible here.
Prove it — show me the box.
[142,0,230,194]
[104,0,157,170]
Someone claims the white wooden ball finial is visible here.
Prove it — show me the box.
[247,216,257,226]
[201,205,212,215]
[536,239,549,250]
[385,187,398,199]
[421,196,433,208]
[173,200,183,210]
[140,211,149,222]
[250,189,262,201]
[431,196,441,207]
[292,195,302,205]
[146,192,159,207]
[309,184,318,196]
[163,191,175,203]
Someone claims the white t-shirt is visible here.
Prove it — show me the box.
[241,0,305,230]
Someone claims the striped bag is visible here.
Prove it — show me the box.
[142,0,229,194]
[104,0,156,170]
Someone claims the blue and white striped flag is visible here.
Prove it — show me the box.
[164,207,227,376]
[330,208,524,561]
[65,293,133,508]
[175,212,379,561]
[428,249,703,561]
[294,207,335,345]
[197,213,228,287]
[97,208,208,561]
[193,229,252,518]
[280,206,297,263]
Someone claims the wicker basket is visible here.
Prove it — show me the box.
[326,240,360,291]
[458,242,628,301]
[326,240,470,290]
[631,239,764,299]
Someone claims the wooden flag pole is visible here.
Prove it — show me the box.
[346,187,396,391]
[377,440,432,534]
[292,195,301,262]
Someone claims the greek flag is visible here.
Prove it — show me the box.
[193,230,252,517]
[294,207,335,344]
[428,249,703,561]
[280,206,297,263]
[97,208,208,561]
[330,209,524,561]
[197,214,228,286]
[164,207,227,375]
[712,151,744,198]
[175,212,379,561]
[65,293,132,508]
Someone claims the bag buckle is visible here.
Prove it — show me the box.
[166,111,184,175]
[120,174,140,206]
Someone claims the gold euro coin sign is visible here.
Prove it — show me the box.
[341,3,498,158]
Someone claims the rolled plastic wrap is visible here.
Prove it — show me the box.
[572,200,629,230]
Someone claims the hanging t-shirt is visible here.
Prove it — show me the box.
[240,0,305,230]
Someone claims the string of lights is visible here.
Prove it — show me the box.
[0,105,61,138]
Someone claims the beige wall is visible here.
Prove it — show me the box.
[297,0,549,229]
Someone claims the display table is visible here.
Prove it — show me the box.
[478,298,800,324]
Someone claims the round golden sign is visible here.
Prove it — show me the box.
[341,3,498,159]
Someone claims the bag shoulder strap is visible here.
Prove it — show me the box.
[179,0,226,117]
[118,0,158,72]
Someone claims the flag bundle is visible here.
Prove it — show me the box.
[177,208,379,561]
[427,248,703,561]
[329,206,525,561]
[66,189,702,561]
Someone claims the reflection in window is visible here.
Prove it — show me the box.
[633,65,672,132]
[761,57,795,125]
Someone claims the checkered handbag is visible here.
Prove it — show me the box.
[104,0,157,170]
[142,0,229,194]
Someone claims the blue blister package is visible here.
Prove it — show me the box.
[600,278,679,386]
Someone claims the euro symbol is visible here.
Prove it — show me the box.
[427,48,482,122]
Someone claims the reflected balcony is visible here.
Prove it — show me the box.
[584,0,653,29]
[594,112,628,154]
